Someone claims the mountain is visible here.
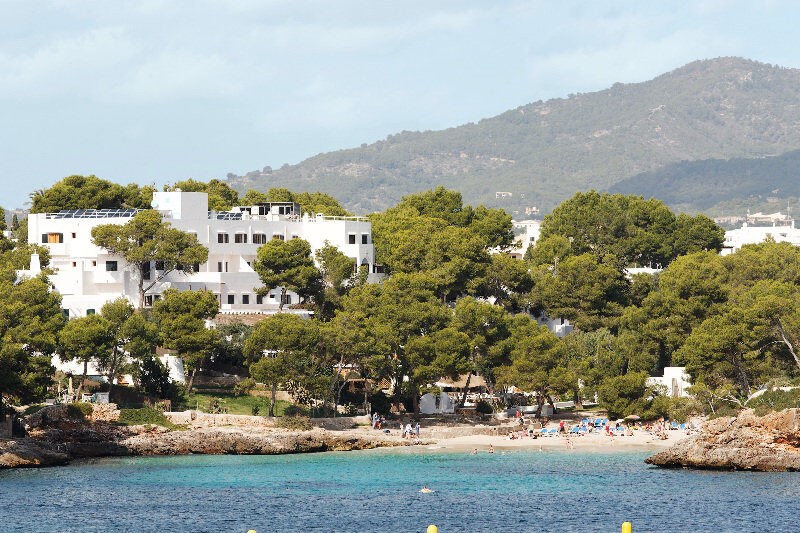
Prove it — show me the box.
[226,57,800,214]
[610,149,800,214]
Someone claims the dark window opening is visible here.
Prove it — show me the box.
[362,234,368,244]
[227,294,235,304]
[348,234,356,244]
[235,233,248,243]
[106,261,118,272]
[242,295,249,305]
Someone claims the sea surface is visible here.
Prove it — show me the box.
[0,447,796,532]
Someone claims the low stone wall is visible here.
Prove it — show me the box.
[311,415,370,430]
[165,411,371,430]
[164,411,278,428]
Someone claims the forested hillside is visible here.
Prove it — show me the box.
[227,57,800,214]
[610,149,800,214]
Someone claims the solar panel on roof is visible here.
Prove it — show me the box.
[47,208,143,219]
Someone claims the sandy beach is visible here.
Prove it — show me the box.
[433,430,681,452]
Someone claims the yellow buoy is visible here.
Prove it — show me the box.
[621,522,632,533]
[427,526,438,533]
[247,530,257,533]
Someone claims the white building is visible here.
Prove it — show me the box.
[647,367,691,398]
[507,219,541,260]
[23,191,382,318]
[721,221,800,255]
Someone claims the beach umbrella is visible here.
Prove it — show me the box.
[624,414,641,420]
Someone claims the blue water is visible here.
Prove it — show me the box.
[0,448,796,532]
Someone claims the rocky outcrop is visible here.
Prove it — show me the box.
[122,427,401,456]
[0,438,69,468]
[646,409,800,471]
[2,404,403,469]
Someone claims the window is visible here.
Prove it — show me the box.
[106,261,118,272]
[155,261,165,270]
[272,234,285,241]
[71,233,76,239]
[217,262,224,273]
[144,295,154,307]
[142,262,152,280]
[253,233,267,244]
[227,295,235,305]
[72,262,77,267]
[348,234,356,244]
[42,233,64,244]
[86,309,95,315]
[256,295,263,304]
[217,233,229,243]
[361,234,368,244]
[92,261,97,267]
[242,294,250,305]
[234,233,248,244]
[281,294,292,305]
[61,309,69,318]
[291,234,299,239]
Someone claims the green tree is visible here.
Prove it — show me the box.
[597,372,651,419]
[405,327,472,414]
[96,298,158,390]
[91,210,209,310]
[151,289,219,392]
[166,178,240,211]
[495,315,569,416]
[30,175,153,213]
[474,253,533,311]
[245,313,322,416]
[539,191,723,267]
[530,253,629,331]
[0,275,65,408]
[254,238,322,310]
[452,297,512,399]
[58,315,115,399]
[315,241,357,317]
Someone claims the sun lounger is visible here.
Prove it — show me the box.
[540,428,548,436]
[548,428,558,436]
[670,421,678,430]
[679,423,686,430]
[569,426,580,434]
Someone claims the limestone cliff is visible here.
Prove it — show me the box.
[646,409,800,471]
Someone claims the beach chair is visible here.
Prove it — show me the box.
[548,428,558,436]
[579,425,588,435]
[679,423,686,430]
[539,428,548,436]
[593,419,603,428]
[670,421,678,430]
[570,426,580,435]
[581,418,589,425]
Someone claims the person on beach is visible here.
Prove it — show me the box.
[414,422,420,437]
[488,444,494,453]
[405,423,413,438]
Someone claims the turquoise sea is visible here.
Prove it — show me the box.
[0,448,796,532]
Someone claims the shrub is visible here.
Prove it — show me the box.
[748,388,800,416]
[475,399,494,415]
[275,415,313,430]
[66,402,94,419]
[234,378,256,396]
[282,404,307,417]
[118,407,177,429]
[251,405,260,416]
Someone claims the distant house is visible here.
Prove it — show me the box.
[721,221,800,255]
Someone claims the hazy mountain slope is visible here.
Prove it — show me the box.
[610,149,800,213]
[227,57,800,214]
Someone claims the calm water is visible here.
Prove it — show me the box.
[0,448,796,532]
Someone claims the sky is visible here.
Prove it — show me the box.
[1,0,799,208]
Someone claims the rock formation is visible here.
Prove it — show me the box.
[646,409,800,471]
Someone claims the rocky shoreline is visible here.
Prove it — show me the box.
[0,404,407,470]
[646,408,800,471]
